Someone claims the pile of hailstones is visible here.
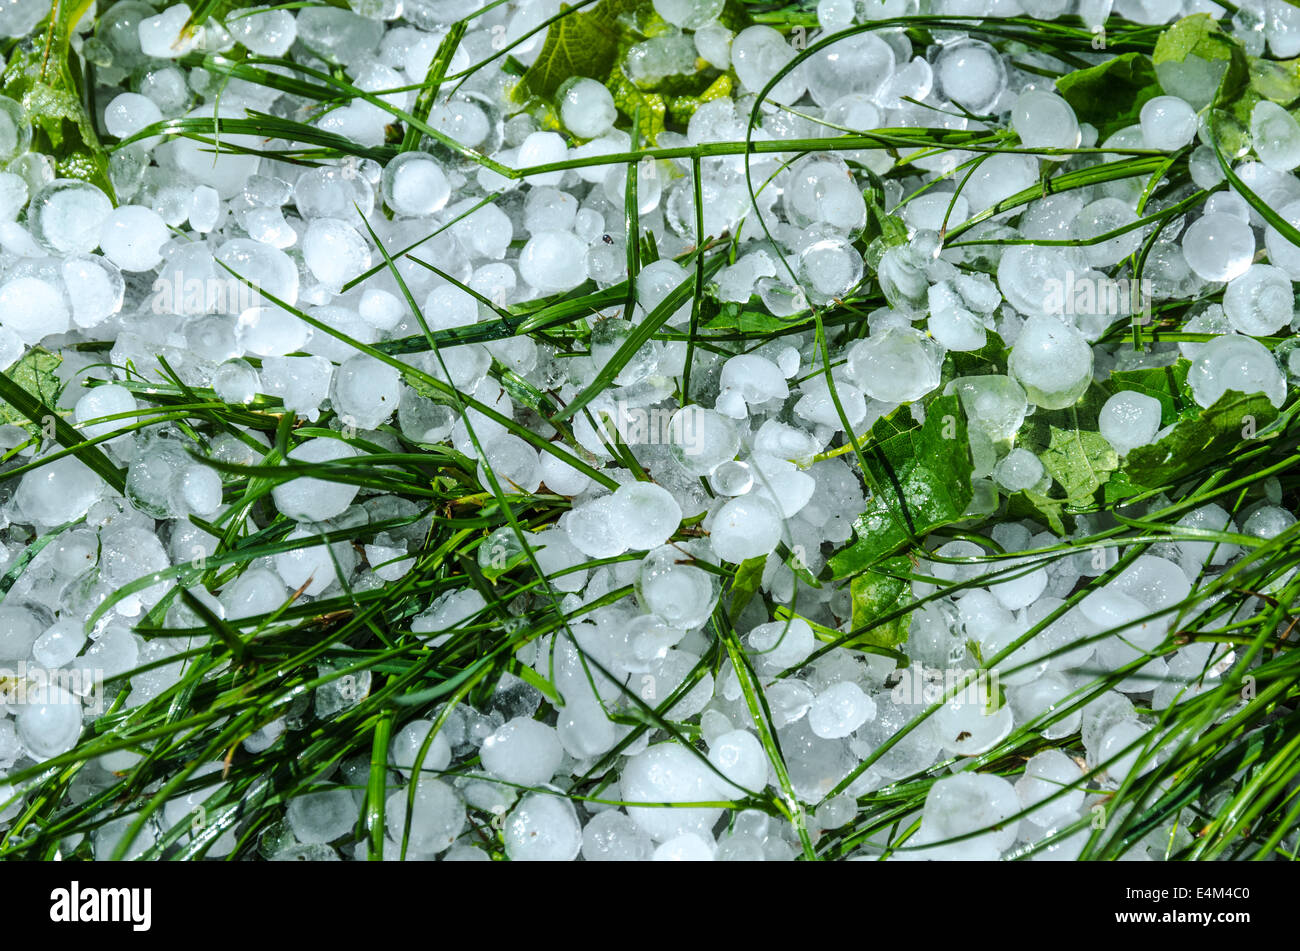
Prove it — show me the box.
[0,0,1296,861]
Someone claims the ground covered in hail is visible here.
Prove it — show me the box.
[0,0,1298,861]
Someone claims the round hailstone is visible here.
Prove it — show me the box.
[1187,333,1287,408]
[564,495,630,558]
[428,99,490,148]
[1223,263,1294,335]
[1073,197,1141,267]
[949,375,1029,443]
[1016,749,1085,828]
[381,152,450,217]
[720,355,788,410]
[0,95,31,161]
[846,326,944,403]
[784,154,867,233]
[927,282,987,351]
[796,231,865,303]
[0,605,45,665]
[637,545,720,631]
[537,447,592,496]
[100,204,171,271]
[138,3,197,58]
[477,436,542,495]
[636,258,690,317]
[517,131,568,187]
[504,792,582,861]
[917,773,1020,860]
[1265,199,1300,278]
[1139,95,1198,151]
[220,567,287,620]
[710,495,783,563]
[480,718,564,787]
[711,460,753,496]
[303,217,371,290]
[15,685,83,761]
[33,619,85,669]
[993,447,1045,492]
[172,105,262,197]
[816,0,855,29]
[358,288,405,331]
[1099,390,1162,456]
[271,438,361,522]
[558,77,617,139]
[653,832,714,861]
[1252,99,1300,171]
[1011,90,1080,158]
[1008,315,1094,410]
[933,680,1014,755]
[748,617,815,670]
[668,404,741,476]
[731,25,805,105]
[0,276,70,344]
[384,780,465,854]
[801,32,890,107]
[652,0,723,28]
[28,179,114,255]
[934,38,1005,112]
[216,238,300,306]
[274,527,351,597]
[61,254,125,329]
[178,464,223,515]
[0,170,26,221]
[808,682,876,739]
[518,231,588,294]
[963,152,1040,212]
[582,810,654,862]
[287,785,359,844]
[389,719,452,778]
[74,384,138,441]
[103,91,162,143]
[621,742,724,842]
[1096,719,1150,782]
[707,729,768,793]
[1181,213,1256,282]
[425,284,479,331]
[227,5,298,55]
[15,456,104,526]
[332,354,400,430]
[995,244,1074,316]
[610,481,682,550]
[235,306,311,357]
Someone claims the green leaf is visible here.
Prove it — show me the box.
[728,554,766,623]
[3,3,115,198]
[667,72,732,124]
[1040,425,1118,504]
[1248,55,1300,106]
[606,63,666,144]
[849,570,912,649]
[1124,389,1280,487]
[512,0,647,103]
[1108,360,1190,426]
[944,331,1008,382]
[1054,52,1162,139]
[0,348,63,430]
[1152,14,1249,109]
[1101,469,1146,505]
[828,394,974,578]
[1007,489,1067,536]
